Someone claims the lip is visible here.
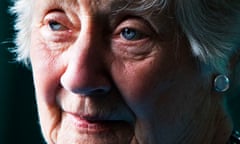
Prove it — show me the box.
[65,112,126,133]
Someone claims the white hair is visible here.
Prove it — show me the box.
[11,0,240,74]
[10,0,33,66]
[175,0,240,74]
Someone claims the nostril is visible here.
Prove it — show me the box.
[92,87,109,94]
[91,86,111,95]
[72,86,111,96]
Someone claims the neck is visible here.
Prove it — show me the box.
[133,98,232,144]
[211,105,233,144]
[176,103,232,144]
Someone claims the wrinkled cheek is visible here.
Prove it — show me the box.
[111,65,169,119]
[119,86,154,119]
[31,59,62,144]
[36,97,61,144]
[30,30,64,143]
[120,79,172,120]
[33,74,62,144]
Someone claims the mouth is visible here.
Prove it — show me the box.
[64,112,131,134]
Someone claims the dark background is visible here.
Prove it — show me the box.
[0,0,239,144]
[0,0,45,143]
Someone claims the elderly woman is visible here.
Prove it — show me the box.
[11,0,240,144]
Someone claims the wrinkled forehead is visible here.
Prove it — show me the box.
[35,0,120,11]
[34,0,169,15]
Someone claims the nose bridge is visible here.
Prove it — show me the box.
[69,17,99,78]
[76,15,103,67]
[73,33,98,70]
[60,17,110,95]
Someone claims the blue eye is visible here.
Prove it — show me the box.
[49,21,67,31]
[121,28,145,41]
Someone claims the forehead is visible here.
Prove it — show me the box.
[35,0,128,13]
[34,0,168,15]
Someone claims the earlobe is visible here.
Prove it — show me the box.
[213,48,240,93]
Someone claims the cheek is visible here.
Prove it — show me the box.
[30,34,65,143]
[30,32,65,104]
[112,56,176,114]
[30,48,56,104]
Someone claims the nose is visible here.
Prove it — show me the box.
[60,26,111,96]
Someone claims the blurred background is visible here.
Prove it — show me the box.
[0,0,239,144]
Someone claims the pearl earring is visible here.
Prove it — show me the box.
[214,74,230,92]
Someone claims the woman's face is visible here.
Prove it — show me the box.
[30,0,210,143]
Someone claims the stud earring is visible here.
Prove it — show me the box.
[214,74,230,92]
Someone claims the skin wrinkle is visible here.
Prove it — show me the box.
[11,0,240,144]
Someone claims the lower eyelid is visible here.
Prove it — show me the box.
[41,24,74,43]
[111,40,156,60]
[113,37,151,48]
